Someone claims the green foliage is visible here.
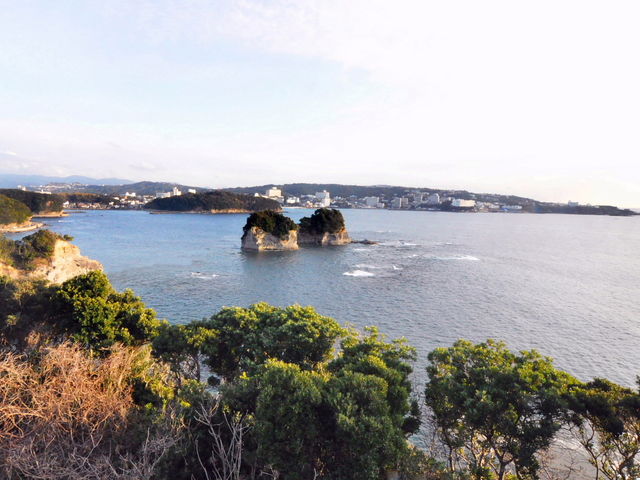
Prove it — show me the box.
[152,321,217,382]
[51,271,165,350]
[145,190,280,212]
[298,208,346,234]
[0,229,63,270]
[243,210,298,239]
[425,339,577,480]
[568,378,640,480]
[199,302,343,381]
[218,322,419,479]
[0,193,32,225]
[0,189,63,214]
[0,276,55,343]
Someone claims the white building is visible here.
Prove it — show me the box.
[315,190,331,207]
[390,197,408,209]
[124,192,136,198]
[266,187,282,198]
[363,196,379,207]
[285,196,300,205]
[426,193,441,205]
[451,199,476,208]
[172,187,182,196]
[155,192,171,199]
[188,188,197,194]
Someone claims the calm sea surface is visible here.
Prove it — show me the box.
[37,209,640,386]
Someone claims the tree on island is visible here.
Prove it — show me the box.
[242,210,298,239]
[298,208,346,234]
[145,191,280,212]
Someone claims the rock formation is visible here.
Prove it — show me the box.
[241,226,299,251]
[0,239,103,284]
[298,228,351,246]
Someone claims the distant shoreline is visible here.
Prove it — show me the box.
[0,221,44,233]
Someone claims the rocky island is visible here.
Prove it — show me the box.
[0,229,102,283]
[298,208,351,246]
[241,208,351,251]
[241,210,299,251]
[145,190,280,214]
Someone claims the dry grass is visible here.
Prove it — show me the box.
[0,342,180,479]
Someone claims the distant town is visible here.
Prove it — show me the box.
[5,177,637,216]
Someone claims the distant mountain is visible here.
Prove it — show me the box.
[0,174,131,188]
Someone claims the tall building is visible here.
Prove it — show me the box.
[363,196,379,207]
[316,190,331,207]
[266,187,282,198]
[426,193,440,205]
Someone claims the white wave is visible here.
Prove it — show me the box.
[189,272,219,280]
[425,254,480,261]
[379,240,418,247]
[343,270,376,277]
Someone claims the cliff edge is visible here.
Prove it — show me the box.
[241,226,299,251]
[298,228,351,246]
[0,237,103,284]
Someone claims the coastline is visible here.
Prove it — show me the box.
[148,208,283,215]
[32,211,69,218]
[0,221,44,233]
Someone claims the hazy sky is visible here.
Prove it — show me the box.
[1,1,639,206]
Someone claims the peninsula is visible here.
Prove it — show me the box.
[0,229,102,284]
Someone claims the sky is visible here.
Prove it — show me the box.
[1,1,639,207]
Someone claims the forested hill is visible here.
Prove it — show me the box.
[0,189,64,214]
[52,181,207,196]
[145,191,280,212]
[224,183,537,205]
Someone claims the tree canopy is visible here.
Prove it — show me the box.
[242,210,298,239]
[298,208,345,234]
[425,339,578,480]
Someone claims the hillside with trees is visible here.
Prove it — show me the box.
[0,194,32,225]
[145,191,280,213]
[0,189,63,214]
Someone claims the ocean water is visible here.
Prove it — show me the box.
[37,209,640,386]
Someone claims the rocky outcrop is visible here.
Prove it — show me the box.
[241,226,299,251]
[0,240,103,284]
[298,228,352,246]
